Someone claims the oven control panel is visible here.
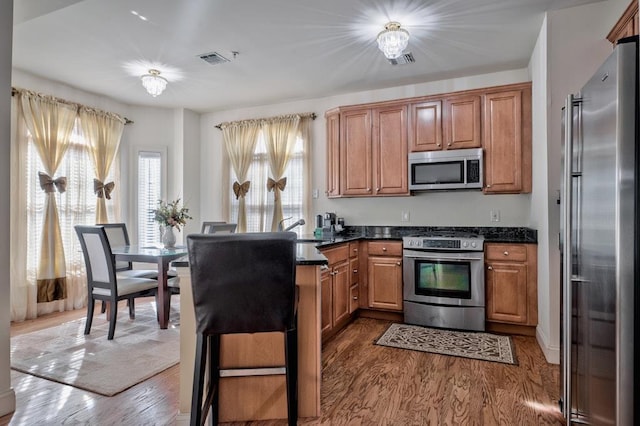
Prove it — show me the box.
[403,236,484,251]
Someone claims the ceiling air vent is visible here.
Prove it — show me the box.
[388,52,415,66]
[198,51,230,66]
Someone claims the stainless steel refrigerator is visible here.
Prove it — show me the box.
[560,36,638,425]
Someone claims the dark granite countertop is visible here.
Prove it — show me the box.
[299,225,537,248]
[172,243,328,267]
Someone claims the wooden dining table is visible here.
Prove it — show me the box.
[111,245,188,329]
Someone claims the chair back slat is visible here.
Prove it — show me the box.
[75,225,118,296]
[187,232,296,335]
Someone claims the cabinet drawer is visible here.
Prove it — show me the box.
[368,241,402,256]
[350,284,359,314]
[350,257,359,285]
[349,242,359,258]
[321,244,350,265]
[485,243,527,262]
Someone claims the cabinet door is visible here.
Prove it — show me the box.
[340,109,372,195]
[332,261,351,326]
[321,269,332,336]
[325,111,340,197]
[372,104,408,195]
[367,256,403,311]
[483,90,523,193]
[486,261,528,324]
[409,100,442,152]
[443,95,481,149]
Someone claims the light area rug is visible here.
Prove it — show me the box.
[375,323,517,365]
[10,299,180,396]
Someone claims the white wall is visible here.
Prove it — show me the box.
[200,68,533,229]
[0,0,15,417]
[529,0,631,363]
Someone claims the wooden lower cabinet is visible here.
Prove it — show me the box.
[485,243,537,327]
[367,241,403,312]
[320,243,358,340]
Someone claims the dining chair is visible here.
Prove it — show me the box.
[75,225,159,340]
[98,223,180,310]
[187,232,298,426]
[202,222,237,234]
[201,221,226,233]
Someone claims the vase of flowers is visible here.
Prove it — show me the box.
[153,199,192,248]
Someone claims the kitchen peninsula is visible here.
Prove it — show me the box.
[175,243,328,423]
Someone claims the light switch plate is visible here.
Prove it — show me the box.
[401,211,410,222]
[312,189,319,199]
[490,210,500,222]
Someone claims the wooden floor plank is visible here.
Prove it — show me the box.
[3,311,563,425]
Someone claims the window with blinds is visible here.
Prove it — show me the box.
[229,133,305,233]
[137,151,163,246]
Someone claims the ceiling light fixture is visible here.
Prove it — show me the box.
[141,69,167,97]
[376,21,410,60]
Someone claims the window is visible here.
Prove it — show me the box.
[136,149,166,245]
[25,121,117,287]
[229,132,305,233]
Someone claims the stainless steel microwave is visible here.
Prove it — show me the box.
[408,148,483,191]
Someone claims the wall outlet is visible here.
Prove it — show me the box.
[401,211,410,222]
[312,188,319,199]
[490,210,500,222]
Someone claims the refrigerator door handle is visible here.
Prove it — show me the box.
[561,93,576,421]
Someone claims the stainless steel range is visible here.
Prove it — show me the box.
[402,233,485,331]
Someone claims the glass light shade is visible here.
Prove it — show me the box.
[376,22,409,60]
[141,69,168,97]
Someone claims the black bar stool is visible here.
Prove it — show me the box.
[187,232,298,426]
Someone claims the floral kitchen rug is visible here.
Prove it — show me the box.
[375,323,517,365]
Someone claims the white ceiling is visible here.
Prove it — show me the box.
[12,0,601,113]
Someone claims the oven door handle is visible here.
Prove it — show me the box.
[403,254,484,262]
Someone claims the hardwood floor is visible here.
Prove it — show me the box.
[3,308,563,425]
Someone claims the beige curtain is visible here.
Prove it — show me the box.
[79,107,125,224]
[221,121,260,232]
[18,90,77,303]
[263,115,300,231]
[299,117,313,232]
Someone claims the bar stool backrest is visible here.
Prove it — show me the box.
[187,232,297,335]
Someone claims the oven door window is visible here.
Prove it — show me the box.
[411,161,464,185]
[414,259,471,299]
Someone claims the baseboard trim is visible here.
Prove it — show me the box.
[176,411,190,426]
[0,388,16,418]
[536,325,560,364]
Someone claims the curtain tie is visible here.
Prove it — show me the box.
[232,180,250,199]
[38,171,67,194]
[94,179,115,199]
[267,177,287,192]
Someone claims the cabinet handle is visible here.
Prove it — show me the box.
[437,143,441,147]
[376,187,380,192]
[353,296,358,300]
[382,247,387,251]
[503,251,509,256]
[353,248,358,253]
[486,184,492,188]
[353,269,358,273]
[366,187,371,192]
[447,143,452,146]
[487,266,493,270]
[396,261,401,266]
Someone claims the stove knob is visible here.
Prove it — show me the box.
[471,242,477,248]
[462,241,469,248]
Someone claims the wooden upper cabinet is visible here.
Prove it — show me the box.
[325,110,340,198]
[340,109,372,196]
[372,104,408,195]
[607,0,638,44]
[483,84,532,194]
[408,100,442,152]
[443,95,481,149]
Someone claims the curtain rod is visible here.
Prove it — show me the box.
[11,87,134,125]
[215,112,316,130]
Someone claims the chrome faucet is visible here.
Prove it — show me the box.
[277,217,305,232]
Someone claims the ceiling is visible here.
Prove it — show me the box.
[12,0,601,113]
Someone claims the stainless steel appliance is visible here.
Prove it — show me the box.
[408,148,483,191]
[560,36,638,425]
[403,234,485,331]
